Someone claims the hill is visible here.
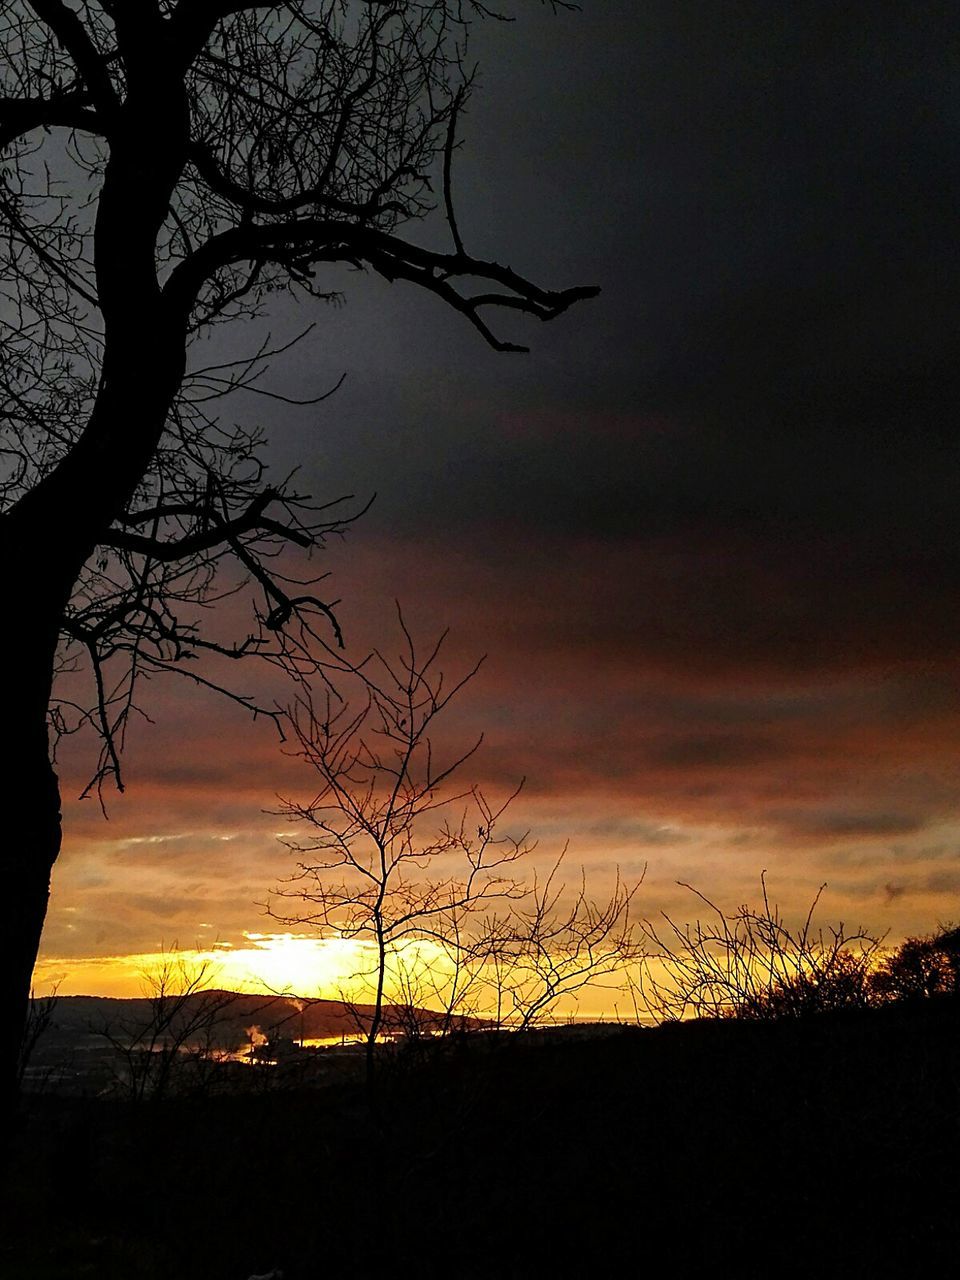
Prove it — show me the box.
[27,989,478,1056]
[4,997,958,1277]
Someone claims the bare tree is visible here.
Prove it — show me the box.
[17,980,62,1090]
[638,875,882,1024]
[478,856,643,1031]
[272,615,644,1080]
[0,0,597,1099]
[273,617,531,1077]
[92,950,239,1101]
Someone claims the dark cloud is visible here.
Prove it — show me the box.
[774,810,929,840]
[342,532,960,684]
[42,3,960,977]
[296,1,960,538]
[925,869,960,897]
[645,734,787,771]
[280,0,960,693]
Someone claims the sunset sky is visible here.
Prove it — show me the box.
[36,1,960,1005]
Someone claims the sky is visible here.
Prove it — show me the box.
[36,1,960,1003]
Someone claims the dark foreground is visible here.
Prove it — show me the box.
[3,1000,958,1278]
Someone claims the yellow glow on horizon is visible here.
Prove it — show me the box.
[33,932,452,1003]
[34,931,637,1021]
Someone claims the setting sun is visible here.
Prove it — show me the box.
[33,932,453,1004]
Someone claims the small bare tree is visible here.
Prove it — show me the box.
[93,951,238,1101]
[478,856,643,1031]
[638,875,882,1024]
[273,617,529,1076]
[272,615,644,1078]
[17,980,62,1090]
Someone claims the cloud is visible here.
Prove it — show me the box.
[646,734,787,771]
[581,817,689,846]
[773,810,929,841]
[37,1,960,986]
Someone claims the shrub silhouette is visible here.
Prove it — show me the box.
[870,924,960,1004]
[641,876,881,1022]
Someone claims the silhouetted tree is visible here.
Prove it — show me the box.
[640,876,881,1022]
[870,923,960,1004]
[271,614,642,1081]
[91,951,238,1101]
[17,980,60,1090]
[0,0,596,1101]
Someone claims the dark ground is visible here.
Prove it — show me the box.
[2,1000,958,1278]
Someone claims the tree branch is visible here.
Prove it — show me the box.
[100,487,313,561]
[25,1,119,113]
[164,218,599,346]
[170,0,289,65]
[186,140,403,221]
[0,94,105,151]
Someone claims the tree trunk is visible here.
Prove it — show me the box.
[0,659,62,1122]
[0,321,187,1123]
[3,777,61,1096]
[0,15,195,1124]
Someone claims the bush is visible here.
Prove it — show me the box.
[639,876,882,1022]
[870,924,960,1004]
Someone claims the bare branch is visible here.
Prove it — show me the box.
[271,617,643,1081]
[165,218,598,346]
[25,0,118,112]
[0,93,104,150]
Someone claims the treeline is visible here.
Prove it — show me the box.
[641,877,960,1023]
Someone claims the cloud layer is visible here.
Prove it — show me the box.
[39,1,960,993]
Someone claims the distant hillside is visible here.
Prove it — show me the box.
[30,991,475,1053]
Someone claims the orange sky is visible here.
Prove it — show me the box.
[37,532,960,1008]
[31,4,960,1010]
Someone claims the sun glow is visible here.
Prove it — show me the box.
[35,930,636,1021]
[33,931,452,1002]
